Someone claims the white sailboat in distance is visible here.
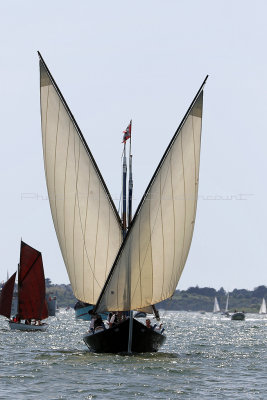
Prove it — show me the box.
[259,298,266,314]
[213,297,220,313]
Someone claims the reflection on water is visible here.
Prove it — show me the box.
[0,310,266,399]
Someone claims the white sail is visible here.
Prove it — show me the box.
[39,54,123,304]
[213,297,220,313]
[96,85,206,312]
[259,298,266,314]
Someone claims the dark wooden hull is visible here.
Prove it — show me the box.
[83,318,166,353]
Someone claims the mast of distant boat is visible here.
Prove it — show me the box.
[225,292,229,313]
[17,263,20,319]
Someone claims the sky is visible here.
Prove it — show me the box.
[0,1,266,291]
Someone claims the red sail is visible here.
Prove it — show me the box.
[0,272,16,318]
[18,241,48,320]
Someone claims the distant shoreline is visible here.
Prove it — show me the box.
[44,281,267,313]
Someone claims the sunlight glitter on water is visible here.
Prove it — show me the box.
[0,310,266,399]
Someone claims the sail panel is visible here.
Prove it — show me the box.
[18,241,48,320]
[213,297,220,313]
[0,272,16,318]
[39,55,123,304]
[96,89,204,312]
[259,298,266,314]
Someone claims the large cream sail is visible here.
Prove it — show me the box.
[39,53,123,304]
[96,85,206,312]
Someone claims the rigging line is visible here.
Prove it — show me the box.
[169,149,177,291]
[72,133,81,294]
[74,153,103,293]
[51,98,62,248]
[62,120,72,281]
[42,86,50,208]
[41,78,71,284]
[175,129,187,286]
[74,166,111,296]
[92,182,101,301]
[149,199,153,306]
[180,117,200,279]
[118,147,124,215]
[191,115,199,222]
[159,171,165,300]
[104,208,111,278]
[118,190,122,215]
[19,252,41,285]
[43,84,50,166]
[72,136,106,298]
[82,164,91,300]
[138,212,142,307]
[131,160,172,304]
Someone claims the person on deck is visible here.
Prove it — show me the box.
[145,319,152,329]
[94,314,105,332]
[108,312,117,328]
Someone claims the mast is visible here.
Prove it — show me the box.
[94,76,208,314]
[17,239,22,319]
[128,121,133,226]
[121,122,133,352]
[122,143,127,238]
[127,121,133,353]
[225,292,229,312]
[17,263,20,319]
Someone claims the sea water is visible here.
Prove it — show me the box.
[0,310,266,399]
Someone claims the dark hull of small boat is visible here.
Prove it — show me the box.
[134,311,147,318]
[9,321,48,331]
[83,318,166,353]
[231,312,245,321]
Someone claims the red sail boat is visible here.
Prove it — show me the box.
[0,241,48,331]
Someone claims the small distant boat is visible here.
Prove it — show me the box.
[221,292,230,316]
[134,305,159,319]
[74,301,107,321]
[46,295,57,316]
[134,311,147,318]
[231,311,245,321]
[0,241,48,331]
[213,297,220,313]
[259,298,266,314]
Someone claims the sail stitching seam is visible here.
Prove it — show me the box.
[72,135,81,294]
[82,163,91,300]
[130,161,171,306]
[63,120,72,282]
[176,128,186,285]
[169,149,177,292]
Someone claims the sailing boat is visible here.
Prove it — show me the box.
[221,292,230,316]
[0,241,48,331]
[213,297,220,313]
[259,297,266,314]
[38,51,207,352]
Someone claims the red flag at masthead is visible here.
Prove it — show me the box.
[122,120,132,143]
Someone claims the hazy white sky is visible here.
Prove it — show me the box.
[0,1,266,291]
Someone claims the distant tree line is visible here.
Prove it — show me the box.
[158,285,267,313]
[44,279,267,313]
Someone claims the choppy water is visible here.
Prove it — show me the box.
[0,310,266,399]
